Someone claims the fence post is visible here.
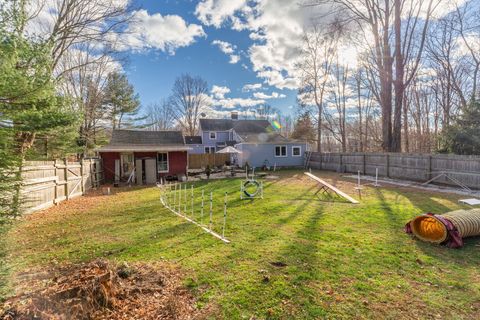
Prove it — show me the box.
[339,153,343,173]
[54,159,59,204]
[428,155,432,181]
[363,153,366,175]
[80,159,85,195]
[64,158,69,199]
[386,153,390,178]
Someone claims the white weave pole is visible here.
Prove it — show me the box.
[191,185,194,217]
[173,184,177,211]
[209,192,213,231]
[178,184,182,214]
[201,189,205,222]
[222,192,227,239]
[159,188,230,243]
[373,167,381,187]
[184,184,187,217]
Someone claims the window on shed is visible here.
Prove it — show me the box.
[292,146,301,157]
[210,132,217,139]
[275,145,287,157]
[157,153,168,172]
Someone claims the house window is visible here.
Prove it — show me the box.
[157,153,168,172]
[210,132,217,140]
[292,146,302,157]
[205,146,216,154]
[275,145,287,157]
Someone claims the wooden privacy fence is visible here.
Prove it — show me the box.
[308,152,480,190]
[21,158,103,213]
[188,154,230,169]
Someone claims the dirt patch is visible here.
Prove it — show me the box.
[1,260,210,319]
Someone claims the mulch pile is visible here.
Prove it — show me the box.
[1,260,207,319]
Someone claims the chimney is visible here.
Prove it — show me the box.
[231,111,239,120]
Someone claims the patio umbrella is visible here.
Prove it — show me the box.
[216,146,242,154]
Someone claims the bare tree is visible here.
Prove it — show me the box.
[169,74,209,136]
[144,100,174,131]
[308,0,438,152]
[29,0,132,75]
[58,48,118,155]
[297,25,339,152]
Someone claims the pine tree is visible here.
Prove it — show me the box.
[103,72,141,129]
[291,112,316,145]
[441,100,480,155]
[0,2,76,216]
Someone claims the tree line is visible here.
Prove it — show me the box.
[296,0,480,155]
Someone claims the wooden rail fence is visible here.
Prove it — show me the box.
[21,158,103,213]
[307,152,480,190]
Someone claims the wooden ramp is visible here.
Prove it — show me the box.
[304,172,359,204]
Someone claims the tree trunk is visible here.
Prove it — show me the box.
[391,0,404,152]
[317,110,322,153]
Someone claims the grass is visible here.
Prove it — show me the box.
[2,170,480,319]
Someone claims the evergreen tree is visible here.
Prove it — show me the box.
[441,100,480,155]
[103,72,141,129]
[291,112,316,145]
[0,2,76,216]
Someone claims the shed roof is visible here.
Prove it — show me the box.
[97,130,189,152]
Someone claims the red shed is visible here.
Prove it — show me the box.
[97,130,189,184]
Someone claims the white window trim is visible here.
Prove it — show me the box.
[274,145,287,157]
[292,146,302,157]
[210,131,217,140]
[157,152,169,173]
[204,146,215,154]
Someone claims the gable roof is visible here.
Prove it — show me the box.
[185,135,202,144]
[199,119,273,134]
[97,130,189,152]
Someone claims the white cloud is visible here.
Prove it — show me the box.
[212,40,235,54]
[195,0,248,28]
[212,40,241,64]
[208,85,265,109]
[253,91,286,99]
[195,0,469,91]
[211,85,231,99]
[195,0,309,89]
[111,10,205,54]
[229,54,241,64]
[242,83,263,91]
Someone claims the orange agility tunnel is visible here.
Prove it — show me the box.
[405,209,480,248]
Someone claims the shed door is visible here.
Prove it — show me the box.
[135,159,143,185]
[145,159,157,184]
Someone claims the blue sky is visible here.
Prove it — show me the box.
[123,0,301,117]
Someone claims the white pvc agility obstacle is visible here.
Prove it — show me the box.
[158,183,231,243]
[240,167,264,200]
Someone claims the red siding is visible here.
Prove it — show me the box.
[100,152,120,182]
[100,150,187,182]
[163,151,188,177]
[134,152,156,159]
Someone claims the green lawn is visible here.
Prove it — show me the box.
[2,170,480,319]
